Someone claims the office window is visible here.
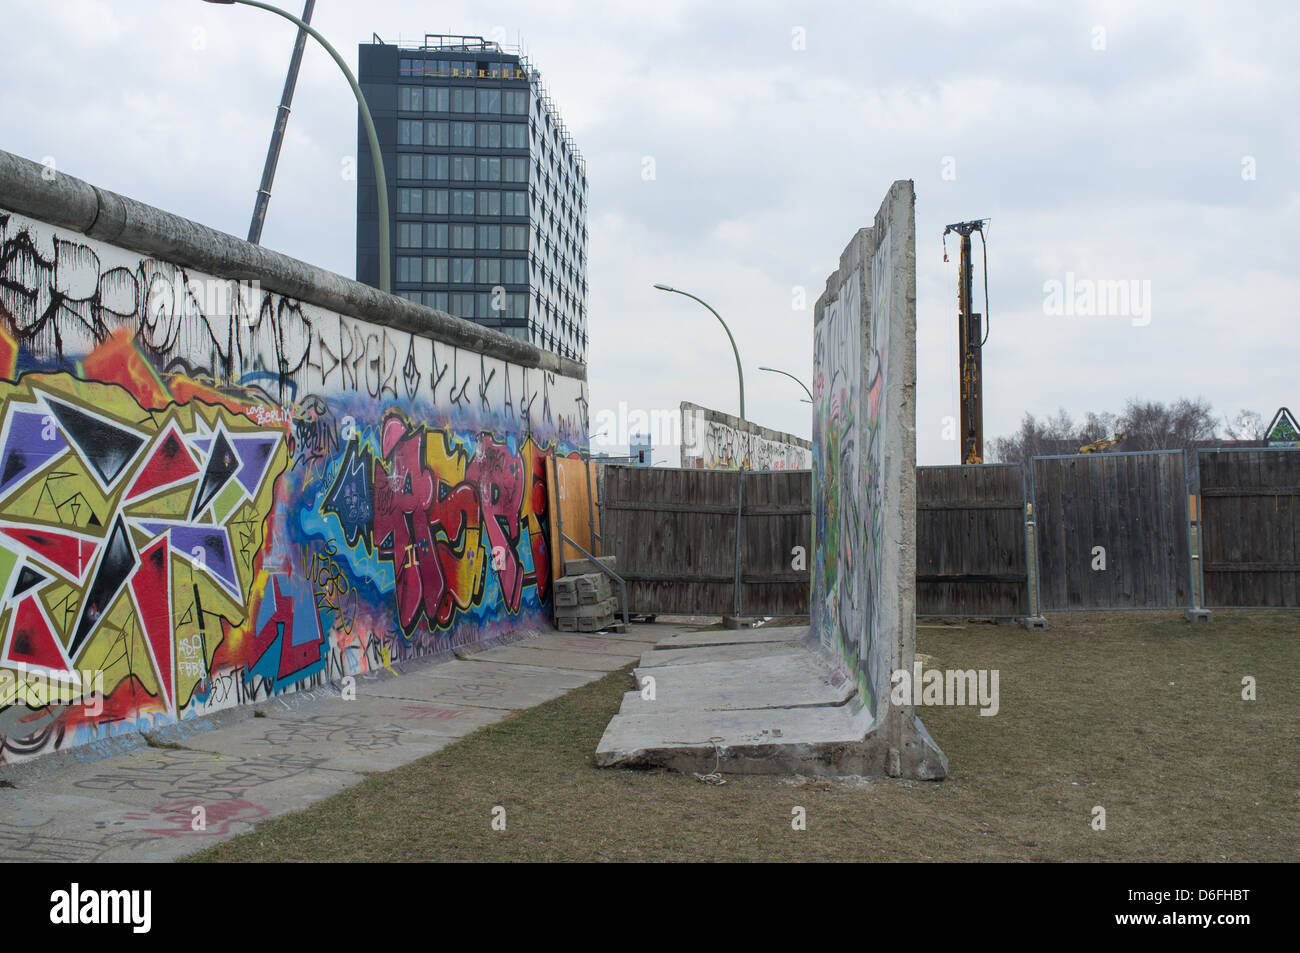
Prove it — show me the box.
[425,121,449,147]
[503,225,528,250]
[477,190,501,216]
[451,88,475,113]
[450,189,475,215]
[425,257,449,283]
[476,88,501,114]
[450,257,475,283]
[397,223,422,248]
[476,224,501,250]
[426,86,450,112]
[503,90,528,115]
[451,225,475,249]
[449,293,475,317]
[477,123,501,148]
[477,156,501,182]
[504,158,528,182]
[398,86,423,112]
[397,188,423,214]
[426,155,449,180]
[450,121,475,147]
[399,291,422,304]
[396,256,421,282]
[397,153,422,179]
[506,293,528,319]
[425,223,449,249]
[425,189,449,214]
[502,259,527,284]
[476,258,501,284]
[502,191,528,216]
[452,156,475,181]
[424,291,449,310]
[398,120,423,145]
[503,124,527,149]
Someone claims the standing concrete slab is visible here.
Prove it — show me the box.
[597,181,946,779]
[809,180,946,778]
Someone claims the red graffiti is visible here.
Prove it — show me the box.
[466,434,525,610]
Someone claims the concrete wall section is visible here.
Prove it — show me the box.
[0,151,586,763]
[810,180,944,778]
[679,401,811,470]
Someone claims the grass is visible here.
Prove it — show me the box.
[188,610,1298,862]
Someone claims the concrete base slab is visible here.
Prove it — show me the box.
[597,637,947,780]
[628,652,854,712]
[653,625,808,649]
[1185,608,1213,623]
[1018,616,1050,631]
[639,641,806,668]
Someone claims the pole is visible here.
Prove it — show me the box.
[248,0,315,245]
[758,366,813,402]
[653,284,745,420]
[205,0,390,292]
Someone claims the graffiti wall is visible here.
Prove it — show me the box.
[810,182,915,720]
[679,401,811,470]
[0,203,585,763]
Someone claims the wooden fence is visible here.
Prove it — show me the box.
[916,464,1030,616]
[1197,448,1300,607]
[1031,450,1193,610]
[599,465,809,616]
[596,449,1300,618]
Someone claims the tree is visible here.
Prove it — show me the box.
[1118,397,1216,451]
[988,396,1219,461]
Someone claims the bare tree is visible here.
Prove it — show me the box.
[1119,397,1216,451]
[989,397,1219,460]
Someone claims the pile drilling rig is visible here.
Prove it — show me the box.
[943,219,989,464]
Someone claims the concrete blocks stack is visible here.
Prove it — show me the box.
[554,562,623,632]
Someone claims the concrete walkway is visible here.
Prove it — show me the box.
[0,626,667,862]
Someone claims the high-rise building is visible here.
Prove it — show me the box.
[357,35,588,362]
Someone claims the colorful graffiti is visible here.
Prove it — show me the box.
[0,208,585,762]
[811,226,898,716]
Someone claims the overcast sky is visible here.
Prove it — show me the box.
[2,0,1295,464]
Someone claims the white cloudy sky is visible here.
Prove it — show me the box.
[2,0,1295,464]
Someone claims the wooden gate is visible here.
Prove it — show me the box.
[1031,451,1192,610]
[1197,448,1300,607]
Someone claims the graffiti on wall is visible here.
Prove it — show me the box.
[0,209,585,762]
[811,233,895,716]
[679,404,811,471]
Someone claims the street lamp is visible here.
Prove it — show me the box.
[201,0,391,293]
[653,284,744,420]
[759,366,814,404]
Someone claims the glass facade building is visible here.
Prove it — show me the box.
[357,36,588,362]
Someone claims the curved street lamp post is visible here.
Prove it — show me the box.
[201,0,391,293]
[758,365,813,404]
[653,284,745,421]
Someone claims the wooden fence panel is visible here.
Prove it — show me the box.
[1032,451,1191,610]
[915,464,1028,616]
[1198,448,1300,607]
